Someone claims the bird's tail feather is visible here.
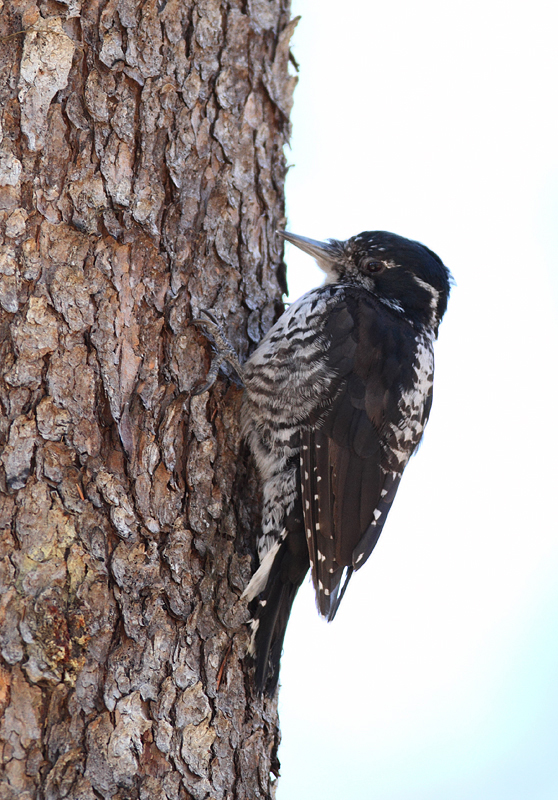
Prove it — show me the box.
[250,529,309,694]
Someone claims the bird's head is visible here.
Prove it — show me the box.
[281,230,452,333]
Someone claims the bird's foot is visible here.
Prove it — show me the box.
[192,310,244,395]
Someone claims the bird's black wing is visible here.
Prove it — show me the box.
[300,289,431,619]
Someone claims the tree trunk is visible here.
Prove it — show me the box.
[0,1,296,798]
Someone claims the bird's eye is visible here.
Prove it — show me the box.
[361,257,384,273]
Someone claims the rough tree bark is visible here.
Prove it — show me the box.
[0,1,297,798]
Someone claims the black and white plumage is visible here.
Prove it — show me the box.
[196,230,451,693]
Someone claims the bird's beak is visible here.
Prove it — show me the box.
[278,231,341,276]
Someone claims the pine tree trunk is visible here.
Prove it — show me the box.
[0,2,297,798]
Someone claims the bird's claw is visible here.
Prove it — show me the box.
[192,308,221,331]
[193,309,244,394]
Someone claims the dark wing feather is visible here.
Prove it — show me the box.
[300,290,425,619]
[300,428,340,616]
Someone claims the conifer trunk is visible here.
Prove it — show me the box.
[0,1,297,797]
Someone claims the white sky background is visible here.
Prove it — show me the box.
[277,2,558,798]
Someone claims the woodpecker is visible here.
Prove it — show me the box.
[195,230,451,694]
